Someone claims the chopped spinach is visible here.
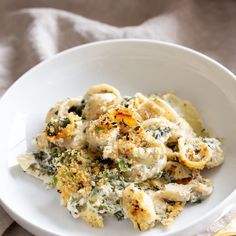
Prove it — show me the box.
[76,203,87,212]
[114,210,124,221]
[34,151,48,161]
[118,159,129,172]
[46,122,60,137]
[59,117,70,128]
[33,151,56,175]
[46,117,71,137]
[154,127,171,140]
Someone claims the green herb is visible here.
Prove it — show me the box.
[92,187,100,195]
[71,173,77,181]
[46,117,70,136]
[202,138,214,149]
[118,159,129,172]
[108,171,118,180]
[156,212,166,221]
[34,151,48,161]
[114,210,124,221]
[50,147,62,158]
[46,122,59,136]
[154,127,171,139]
[98,205,108,211]
[33,151,56,175]
[51,175,57,188]
[163,127,171,132]
[95,126,104,132]
[76,203,87,212]
[59,117,70,128]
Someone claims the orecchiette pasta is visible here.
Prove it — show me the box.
[18,84,224,231]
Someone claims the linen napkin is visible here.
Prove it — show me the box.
[0,0,236,235]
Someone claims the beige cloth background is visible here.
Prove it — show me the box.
[0,0,236,235]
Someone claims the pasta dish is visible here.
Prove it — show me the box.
[18,84,224,231]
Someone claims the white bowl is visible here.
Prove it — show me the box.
[0,39,236,236]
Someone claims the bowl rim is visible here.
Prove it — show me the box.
[0,39,236,236]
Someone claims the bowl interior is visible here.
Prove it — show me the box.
[0,41,236,236]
